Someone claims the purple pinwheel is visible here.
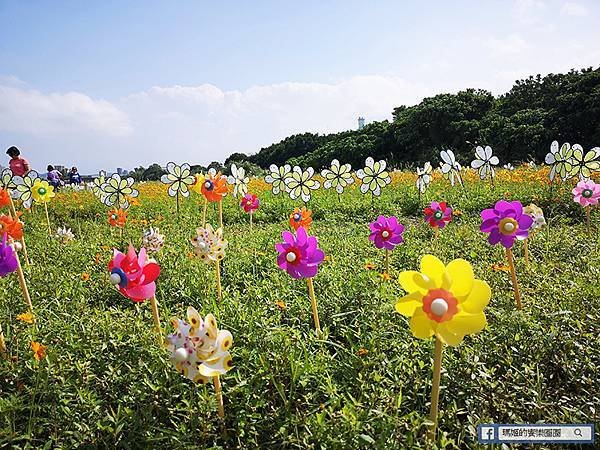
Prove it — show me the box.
[276,226,325,279]
[480,200,533,249]
[0,233,18,277]
[369,215,405,250]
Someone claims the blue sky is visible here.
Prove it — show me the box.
[1,0,599,173]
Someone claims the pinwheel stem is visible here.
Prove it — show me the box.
[202,198,208,227]
[216,260,222,301]
[149,295,162,343]
[16,252,33,312]
[586,207,590,234]
[214,375,225,419]
[385,249,390,275]
[176,192,180,215]
[428,337,444,442]
[249,212,253,231]
[505,248,522,309]
[524,238,530,266]
[44,203,51,235]
[306,278,321,334]
[434,227,439,241]
[20,237,30,266]
[219,200,223,230]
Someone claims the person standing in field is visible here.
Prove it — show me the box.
[68,166,82,185]
[46,165,63,190]
[5,146,30,176]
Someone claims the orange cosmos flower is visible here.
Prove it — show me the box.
[201,171,228,202]
[0,212,23,240]
[0,189,11,208]
[107,208,127,228]
[30,341,47,360]
[289,206,312,231]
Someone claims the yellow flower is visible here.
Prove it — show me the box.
[380,272,391,281]
[364,262,376,270]
[395,255,490,346]
[31,179,56,204]
[30,341,47,360]
[491,263,510,272]
[81,272,90,281]
[357,347,369,356]
[17,311,35,324]
[275,300,286,310]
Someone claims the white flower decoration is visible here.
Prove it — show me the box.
[545,141,573,182]
[356,157,391,196]
[54,226,75,243]
[226,164,250,198]
[160,162,195,198]
[165,307,233,384]
[568,144,600,180]
[142,227,165,253]
[503,163,515,171]
[284,166,320,202]
[471,146,499,181]
[0,169,16,191]
[321,159,355,194]
[101,174,138,209]
[264,164,291,195]
[416,162,432,194]
[439,150,463,187]
[12,170,41,208]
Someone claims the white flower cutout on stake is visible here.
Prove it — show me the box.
[545,141,573,182]
[142,227,165,253]
[356,157,391,197]
[160,162,195,213]
[568,144,600,180]
[12,170,41,209]
[264,164,291,195]
[321,159,354,196]
[439,150,463,187]
[0,169,16,191]
[416,162,432,195]
[54,227,75,243]
[471,146,499,183]
[284,166,320,203]
[226,164,249,198]
[101,174,138,209]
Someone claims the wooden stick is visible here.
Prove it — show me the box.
[202,198,207,227]
[20,236,30,265]
[215,260,222,301]
[306,277,321,334]
[385,248,390,275]
[434,227,439,240]
[44,202,51,235]
[0,328,6,354]
[249,212,253,231]
[506,247,522,309]
[586,207,590,234]
[218,200,223,230]
[15,251,33,312]
[9,196,30,265]
[149,295,162,343]
[428,337,444,442]
[524,238,530,266]
[213,375,225,418]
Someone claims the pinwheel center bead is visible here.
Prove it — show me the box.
[204,180,213,191]
[38,187,46,195]
[433,211,443,220]
[582,189,593,198]
[109,273,122,286]
[173,347,189,363]
[197,241,208,251]
[286,251,297,263]
[430,298,448,317]
[499,218,518,235]
[293,213,301,222]
[111,214,117,220]
[381,230,390,239]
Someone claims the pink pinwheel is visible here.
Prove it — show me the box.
[369,215,405,250]
[276,226,324,279]
[241,193,260,214]
[424,202,452,229]
[572,180,600,207]
[108,244,160,302]
[480,200,532,249]
[0,233,18,277]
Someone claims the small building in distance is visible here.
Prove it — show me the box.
[358,116,365,130]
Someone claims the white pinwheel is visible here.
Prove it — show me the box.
[226,164,249,198]
[471,146,499,182]
[356,157,391,196]
[142,227,165,253]
[416,162,432,194]
[101,174,138,209]
[568,144,600,180]
[161,162,195,198]
[321,159,354,194]
[284,166,320,202]
[264,164,291,195]
[439,150,463,187]
[503,163,515,171]
[12,170,41,208]
[0,169,16,191]
[545,141,573,182]
[54,226,75,243]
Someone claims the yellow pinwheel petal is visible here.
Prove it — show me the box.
[446,311,486,336]
[398,271,432,294]
[461,280,491,313]
[409,308,434,339]
[436,323,464,347]
[420,254,446,288]
[446,258,474,298]
[395,291,423,317]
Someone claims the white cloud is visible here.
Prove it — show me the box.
[486,33,530,55]
[0,85,131,137]
[561,2,588,16]
[512,0,547,24]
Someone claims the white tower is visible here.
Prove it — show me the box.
[358,116,365,130]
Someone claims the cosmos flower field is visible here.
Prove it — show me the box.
[0,166,598,448]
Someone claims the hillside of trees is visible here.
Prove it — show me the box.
[227,67,600,172]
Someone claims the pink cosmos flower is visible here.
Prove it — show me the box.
[424,201,452,228]
[108,244,160,302]
[368,215,405,250]
[0,233,18,277]
[572,180,600,207]
[480,200,533,249]
[241,193,260,213]
[275,226,324,279]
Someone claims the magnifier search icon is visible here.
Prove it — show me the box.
[574,428,583,437]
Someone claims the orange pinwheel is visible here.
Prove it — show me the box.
[107,208,127,228]
[30,341,47,360]
[201,170,228,202]
[0,189,11,208]
[0,212,23,240]
[289,206,312,231]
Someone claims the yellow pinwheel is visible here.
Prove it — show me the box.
[31,179,55,204]
[396,255,490,346]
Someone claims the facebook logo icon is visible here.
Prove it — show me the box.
[478,425,496,443]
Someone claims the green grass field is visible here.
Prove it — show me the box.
[1,171,599,449]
